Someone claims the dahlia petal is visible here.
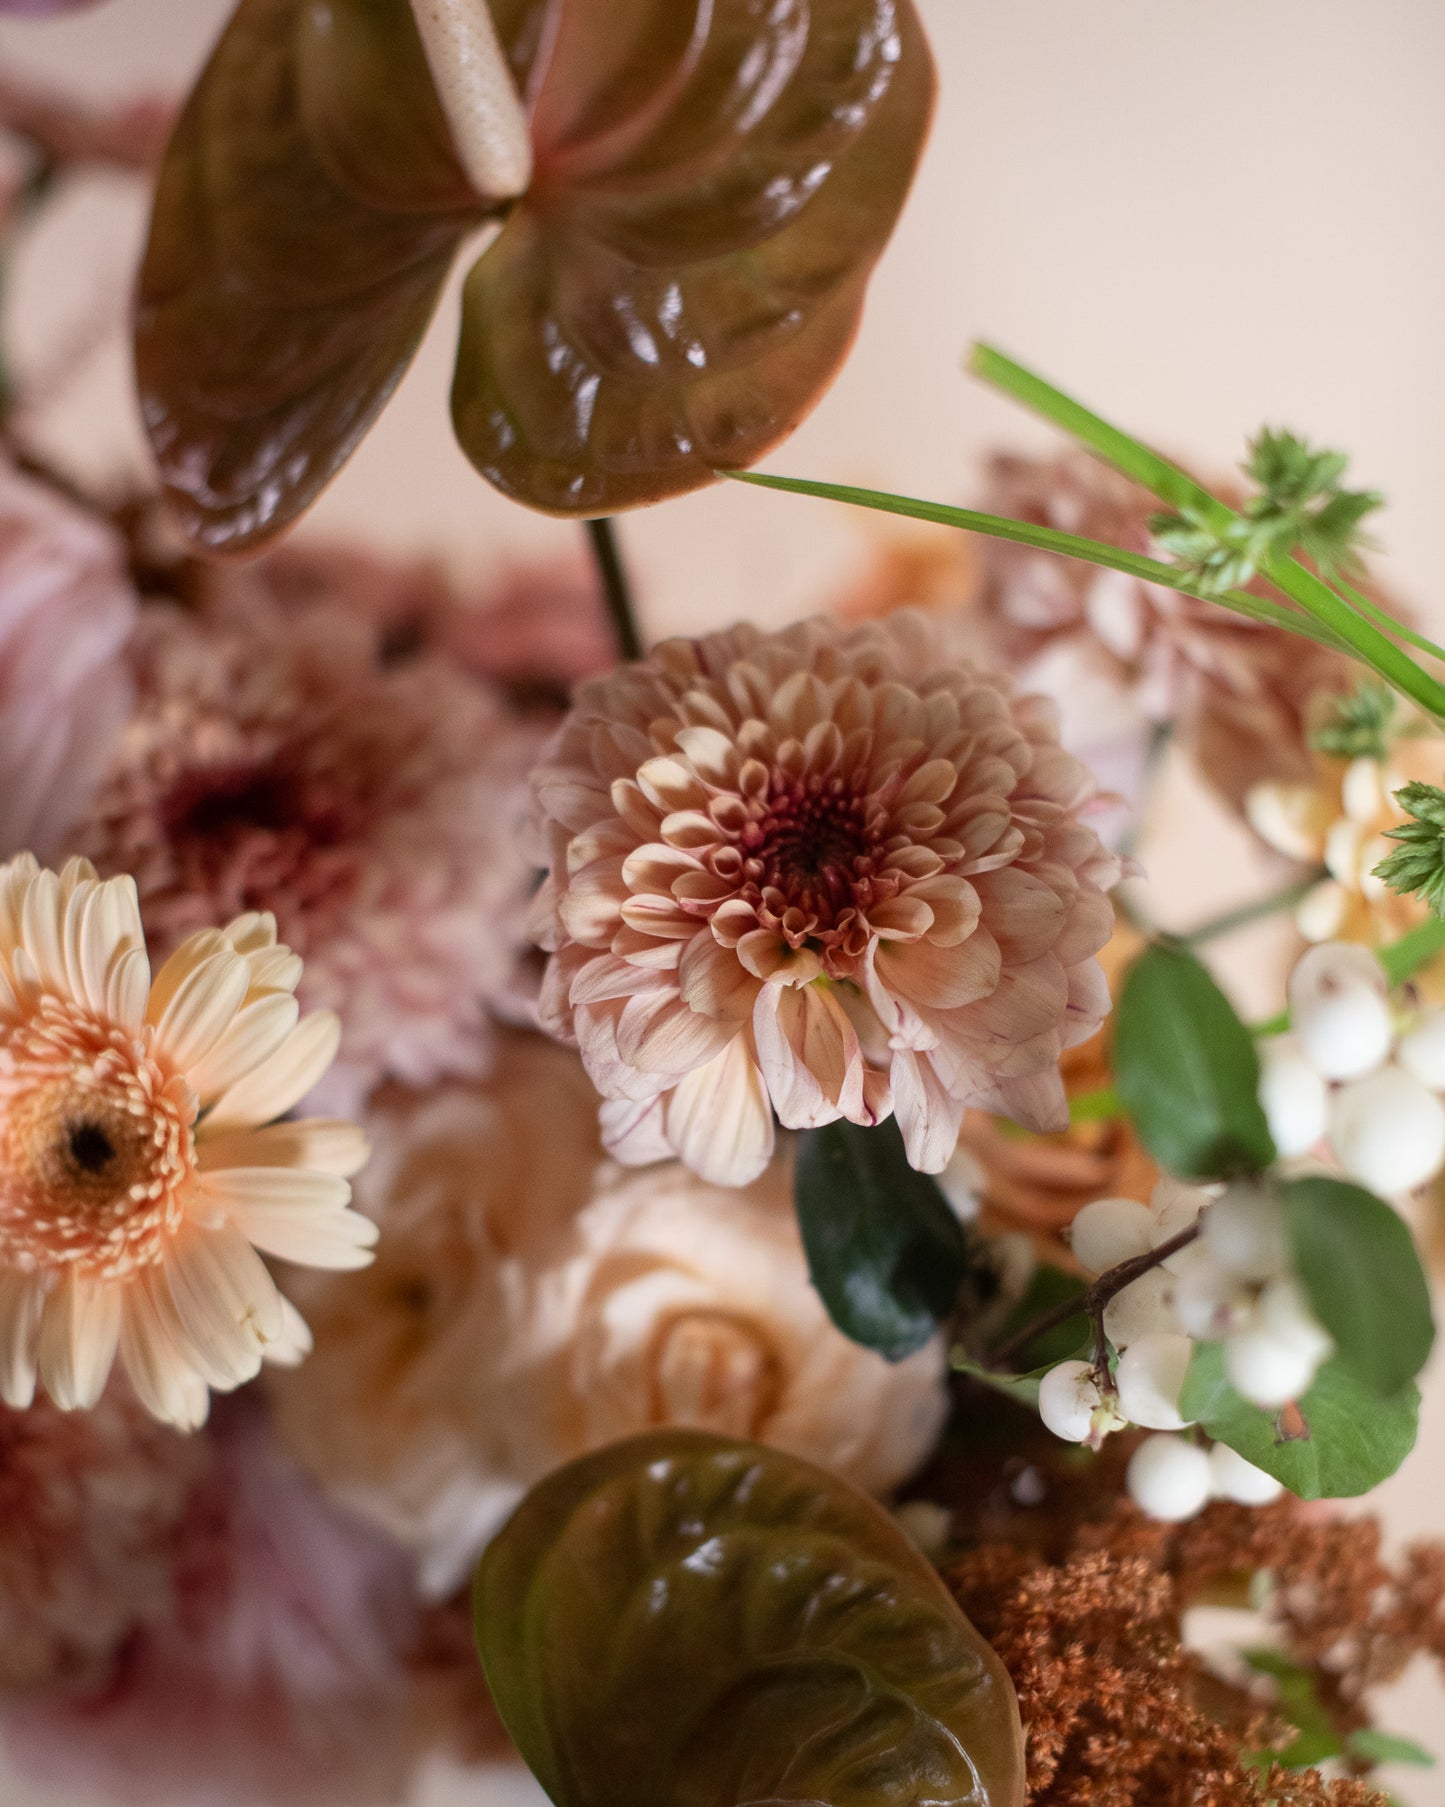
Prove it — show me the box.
[673,725,740,786]
[971,868,1069,962]
[752,983,862,1129]
[736,930,821,985]
[664,1037,774,1186]
[621,843,702,892]
[119,1280,211,1431]
[203,1011,342,1133]
[865,895,935,940]
[615,989,739,1075]
[104,945,151,1033]
[598,1093,675,1166]
[205,1168,377,1272]
[678,932,760,1021]
[875,929,1000,1012]
[618,894,702,939]
[36,1269,121,1410]
[637,755,708,813]
[161,1223,280,1386]
[150,949,251,1072]
[569,952,669,1007]
[890,1050,967,1174]
[972,1066,1070,1135]
[898,756,958,805]
[197,1119,371,1178]
[576,1004,668,1101]
[558,856,628,945]
[184,992,301,1106]
[912,876,980,947]
[1051,888,1115,967]
[0,1268,43,1408]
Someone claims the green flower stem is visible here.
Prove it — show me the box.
[1068,1084,1120,1124]
[1177,867,1330,950]
[1335,575,1445,668]
[968,344,1445,721]
[724,472,1351,655]
[586,516,643,662]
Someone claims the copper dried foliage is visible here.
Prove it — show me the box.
[136,0,936,549]
[475,1429,1026,1807]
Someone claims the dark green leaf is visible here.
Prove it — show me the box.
[990,1263,1089,1371]
[475,1430,1026,1807]
[1180,1343,1418,1498]
[1284,1176,1434,1398]
[1240,1650,1343,1770]
[1113,943,1276,1179]
[794,1117,970,1361]
[1347,1729,1436,1768]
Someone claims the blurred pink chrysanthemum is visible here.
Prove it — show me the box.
[0,1386,202,1692]
[73,592,544,1109]
[0,457,135,859]
[973,450,1352,812]
[3,1397,421,1807]
[534,613,1121,1185]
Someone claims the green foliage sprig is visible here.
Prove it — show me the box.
[1374,779,1445,916]
[1309,677,1398,759]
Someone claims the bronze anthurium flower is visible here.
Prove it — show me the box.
[475,1429,1026,1807]
[134,0,936,553]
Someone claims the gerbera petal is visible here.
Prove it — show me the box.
[119,1280,211,1431]
[200,1166,377,1272]
[144,927,230,1021]
[0,1269,43,1408]
[185,991,300,1106]
[264,1295,315,1368]
[202,1011,342,1133]
[36,1269,121,1410]
[149,949,251,1071]
[105,945,152,1032]
[197,1119,370,1178]
[161,1222,281,1387]
[20,865,68,994]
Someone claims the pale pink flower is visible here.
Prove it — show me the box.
[0,853,374,1429]
[269,1050,947,1598]
[973,450,1352,812]
[3,1397,421,1807]
[0,457,135,859]
[533,613,1120,1184]
[0,1385,201,1691]
[72,593,545,1109]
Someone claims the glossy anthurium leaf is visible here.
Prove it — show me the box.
[475,1430,1025,1807]
[136,0,935,550]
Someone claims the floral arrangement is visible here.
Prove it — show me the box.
[0,5,1444,1807]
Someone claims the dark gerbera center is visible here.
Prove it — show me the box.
[67,1120,117,1176]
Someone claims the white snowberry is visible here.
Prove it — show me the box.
[1329,1065,1445,1195]
[1102,1267,1179,1348]
[1148,1178,1210,1272]
[1116,1333,1195,1431]
[1173,1253,1255,1339]
[1202,1183,1288,1283]
[1208,1441,1285,1506]
[1038,1360,1115,1445]
[1288,941,1392,1081]
[1256,1035,1329,1158]
[1069,1196,1154,1277]
[1224,1324,1321,1409]
[1255,1275,1333,1363]
[1127,1433,1213,1522]
[1397,1009,1445,1091]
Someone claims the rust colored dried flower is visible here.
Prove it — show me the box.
[0,1386,201,1692]
[534,612,1120,1184]
[72,593,544,1109]
[974,450,1353,813]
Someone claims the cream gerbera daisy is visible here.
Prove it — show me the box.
[0,854,374,1429]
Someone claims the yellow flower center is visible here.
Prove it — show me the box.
[0,998,197,1279]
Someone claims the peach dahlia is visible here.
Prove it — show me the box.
[533,614,1121,1185]
[0,854,374,1429]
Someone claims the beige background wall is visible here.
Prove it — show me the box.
[2,2,1444,1802]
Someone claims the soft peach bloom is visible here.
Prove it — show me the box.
[0,1384,202,1691]
[0,853,374,1429]
[973,450,1353,814]
[3,1397,421,1807]
[1246,734,1445,957]
[0,456,135,859]
[533,612,1121,1184]
[270,1042,947,1597]
[72,592,545,1109]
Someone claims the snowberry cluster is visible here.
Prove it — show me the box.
[1261,941,1445,1195]
[1036,1177,1332,1521]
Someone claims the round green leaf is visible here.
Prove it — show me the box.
[794,1118,971,1361]
[1283,1175,1434,1398]
[1179,1343,1419,1499]
[1113,943,1276,1179]
[475,1429,1025,1807]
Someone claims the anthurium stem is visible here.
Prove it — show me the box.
[587,517,644,662]
[409,0,532,201]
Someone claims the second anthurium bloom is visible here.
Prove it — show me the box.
[533,614,1122,1185]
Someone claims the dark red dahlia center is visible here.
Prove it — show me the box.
[741,775,885,931]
